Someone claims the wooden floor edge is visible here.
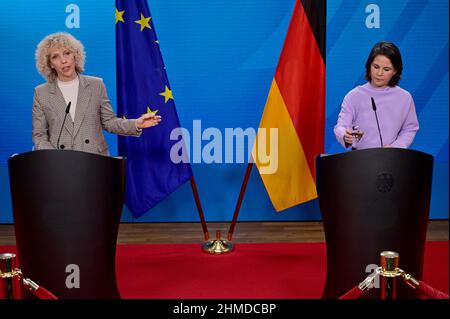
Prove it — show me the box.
[0,220,447,245]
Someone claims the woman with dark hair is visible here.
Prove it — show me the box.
[334,41,419,150]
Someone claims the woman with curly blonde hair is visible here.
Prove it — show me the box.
[32,32,161,155]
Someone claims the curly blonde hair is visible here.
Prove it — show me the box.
[35,32,86,82]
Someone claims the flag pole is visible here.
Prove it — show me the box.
[190,177,210,241]
[202,163,253,255]
[227,162,253,241]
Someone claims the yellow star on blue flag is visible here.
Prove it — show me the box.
[115,8,125,24]
[159,85,173,103]
[146,106,158,115]
[135,13,151,31]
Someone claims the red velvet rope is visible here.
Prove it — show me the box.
[21,278,58,299]
[416,281,449,299]
[33,286,58,299]
[338,286,364,299]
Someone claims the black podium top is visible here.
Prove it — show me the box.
[8,150,126,298]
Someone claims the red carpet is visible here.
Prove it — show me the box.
[116,243,327,299]
[115,242,448,299]
[1,241,448,298]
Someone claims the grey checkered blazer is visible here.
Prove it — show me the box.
[32,75,141,156]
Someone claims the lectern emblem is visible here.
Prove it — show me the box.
[376,173,394,193]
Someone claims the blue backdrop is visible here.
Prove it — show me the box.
[0,0,448,222]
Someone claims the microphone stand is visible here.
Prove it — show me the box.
[371,97,383,147]
[57,101,71,150]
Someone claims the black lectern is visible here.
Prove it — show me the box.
[8,150,126,299]
[316,148,433,299]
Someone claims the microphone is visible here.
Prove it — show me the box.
[371,97,383,147]
[57,101,71,150]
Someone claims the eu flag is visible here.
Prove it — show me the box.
[115,0,192,217]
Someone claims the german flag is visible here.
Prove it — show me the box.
[253,0,326,211]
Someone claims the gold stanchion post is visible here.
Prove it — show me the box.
[0,253,22,299]
[380,251,399,299]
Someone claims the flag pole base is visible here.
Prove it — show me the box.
[202,230,234,255]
